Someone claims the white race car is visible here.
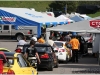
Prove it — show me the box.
[54,41,72,62]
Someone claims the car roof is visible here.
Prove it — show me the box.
[4,52,15,57]
[54,41,66,43]
[24,43,51,47]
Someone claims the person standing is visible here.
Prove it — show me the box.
[24,37,41,64]
[17,36,27,49]
[17,36,27,45]
[69,35,80,63]
[47,36,57,47]
[0,51,7,74]
[37,35,45,43]
[64,32,71,42]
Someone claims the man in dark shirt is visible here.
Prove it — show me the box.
[64,33,71,43]
[24,37,41,64]
[26,46,37,57]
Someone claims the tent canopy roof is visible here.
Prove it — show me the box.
[70,15,84,22]
[0,7,68,26]
[56,15,74,22]
[47,16,100,33]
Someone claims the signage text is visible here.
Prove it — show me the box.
[0,16,16,22]
[90,20,100,28]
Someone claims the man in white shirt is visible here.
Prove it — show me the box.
[17,36,27,49]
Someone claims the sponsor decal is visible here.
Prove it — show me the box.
[25,13,43,18]
[0,16,16,22]
[90,20,100,28]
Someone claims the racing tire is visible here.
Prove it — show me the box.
[48,63,53,71]
[16,34,23,41]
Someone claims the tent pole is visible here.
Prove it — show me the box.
[46,28,50,41]
[37,24,41,38]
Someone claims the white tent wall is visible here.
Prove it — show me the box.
[92,33,100,53]
[46,29,50,42]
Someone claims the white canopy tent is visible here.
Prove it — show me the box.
[56,15,74,23]
[46,16,100,65]
[47,16,100,33]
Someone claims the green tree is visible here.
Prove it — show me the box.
[49,1,79,13]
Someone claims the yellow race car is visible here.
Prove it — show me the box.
[3,52,38,75]
[0,48,11,52]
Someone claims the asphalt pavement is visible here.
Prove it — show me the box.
[0,40,100,74]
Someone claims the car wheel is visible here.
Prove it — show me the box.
[48,63,53,71]
[16,34,23,41]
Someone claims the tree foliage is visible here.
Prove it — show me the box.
[49,1,100,13]
[49,1,78,13]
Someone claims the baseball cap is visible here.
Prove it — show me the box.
[31,37,37,41]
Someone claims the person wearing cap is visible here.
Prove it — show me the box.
[31,37,37,43]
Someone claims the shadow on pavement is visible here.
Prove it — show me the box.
[72,68,100,74]
[59,53,99,68]
[59,54,100,74]
[59,64,99,68]
[38,68,48,71]
[0,40,17,42]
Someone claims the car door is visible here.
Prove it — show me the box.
[17,54,33,74]
[2,25,11,36]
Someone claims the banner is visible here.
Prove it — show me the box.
[90,20,100,28]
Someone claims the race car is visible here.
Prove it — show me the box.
[54,41,72,62]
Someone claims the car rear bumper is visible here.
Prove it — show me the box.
[38,59,52,68]
[58,52,66,61]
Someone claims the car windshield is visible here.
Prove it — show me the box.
[5,58,14,65]
[35,47,52,52]
[6,54,30,67]
[54,42,63,48]
[17,54,30,67]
